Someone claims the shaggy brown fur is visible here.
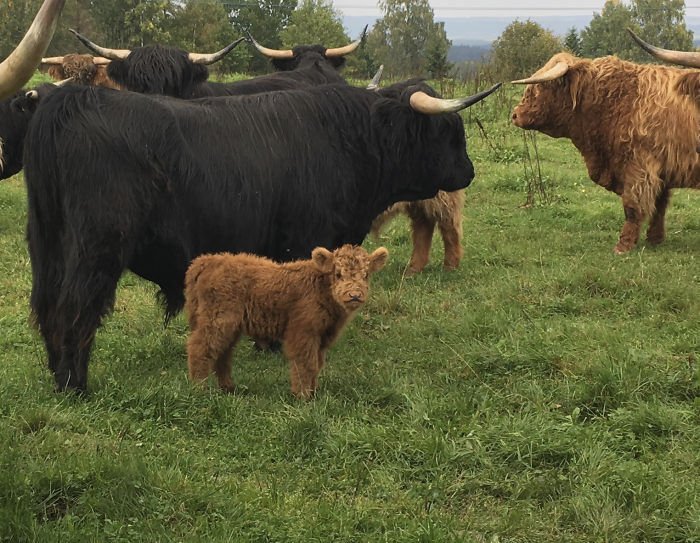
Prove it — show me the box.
[43,54,120,89]
[512,52,700,253]
[184,245,389,399]
[371,189,464,274]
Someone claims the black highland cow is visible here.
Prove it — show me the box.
[24,80,500,392]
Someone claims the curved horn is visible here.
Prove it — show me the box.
[40,56,65,65]
[70,29,131,60]
[511,61,569,85]
[188,37,245,64]
[325,25,367,58]
[367,64,384,91]
[0,0,66,101]
[627,28,700,68]
[409,83,503,114]
[247,33,294,59]
[54,76,73,87]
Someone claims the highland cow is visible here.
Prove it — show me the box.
[371,190,465,274]
[512,52,700,253]
[40,54,120,89]
[184,245,389,398]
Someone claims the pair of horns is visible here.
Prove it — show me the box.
[41,55,111,66]
[627,28,700,68]
[248,25,368,60]
[70,29,245,65]
[409,83,502,114]
[0,0,66,100]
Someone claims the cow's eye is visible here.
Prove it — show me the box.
[335,271,342,279]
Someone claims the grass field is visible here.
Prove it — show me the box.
[0,81,699,542]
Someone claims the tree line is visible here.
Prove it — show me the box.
[0,0,451,78]
[491,0,694,81]
[2,0,692,81]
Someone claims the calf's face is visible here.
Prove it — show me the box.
[312,245,389,311]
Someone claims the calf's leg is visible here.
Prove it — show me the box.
[283,335,322,399]
[646,188,671,246]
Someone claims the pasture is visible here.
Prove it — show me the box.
[0,80,698,542]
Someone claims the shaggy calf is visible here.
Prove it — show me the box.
[371,190,465,274]
[184,245,389,398]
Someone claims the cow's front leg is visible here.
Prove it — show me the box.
[646,187,671,246]
[615,204,643,254]
[284,335,322,399]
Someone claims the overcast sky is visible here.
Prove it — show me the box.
[333,1,700,18]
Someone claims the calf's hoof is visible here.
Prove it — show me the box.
[613,242,634,255]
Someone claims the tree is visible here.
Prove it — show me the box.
[581,0,693,61]
[169,0,250,74]
[564,27,582,56]
[279,0,349,49]
[228,0,298,73]
[366,0,451,78]
[491,20,562,81]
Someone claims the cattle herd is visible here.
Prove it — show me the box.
[0,0,697,395]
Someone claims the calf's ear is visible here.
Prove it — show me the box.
[312,247,334,273]
[369,247,389,273]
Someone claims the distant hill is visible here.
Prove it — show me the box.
[448,44,491,63]
[343,14,700,61]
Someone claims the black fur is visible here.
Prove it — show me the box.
[24,81,474,392]
[107,44,347,98]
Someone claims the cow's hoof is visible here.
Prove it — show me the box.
[646,234,665,246]
[613,243,633,255]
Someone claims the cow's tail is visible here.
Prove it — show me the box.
[24,126,67,347]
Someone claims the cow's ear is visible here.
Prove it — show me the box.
[46,65,65,80]
[368,247,389,274]
[311,247,334,273]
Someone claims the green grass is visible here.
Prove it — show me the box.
[0,81,699,542]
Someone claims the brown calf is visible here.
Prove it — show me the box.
[512,52,700,253]
[184,245,389,398]
[371,190,464,274]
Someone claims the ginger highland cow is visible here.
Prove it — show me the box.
[184,245,389,399]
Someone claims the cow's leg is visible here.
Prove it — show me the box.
[187,310,240,390]
[615,205,643,254]
[213,334,241,393]
[407,213,436,275]
[283,334,321,399]
[52,260,123,393]
[438,211,463,271]
[646,187,671,246]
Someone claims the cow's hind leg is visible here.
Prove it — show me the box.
[646,187,671,246]
[213,334,241,393]
[187,309,241,392]
[52,258,123,393]
[407,212,436,275]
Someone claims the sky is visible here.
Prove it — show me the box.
[333,0,700,19]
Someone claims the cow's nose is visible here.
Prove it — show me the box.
[511,112,518,121]
[349,292,363,302]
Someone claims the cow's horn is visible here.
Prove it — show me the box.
[70,29,131,60]
[367,64,384,90]
[0,0,66,101]
[627,28,700,68]
[54,76,73,86]
[511,61,569,84]
[409,83,502,114]
[325,25,368,57]
[189,37,246,64]
[247,34,294,59]
[40,56,65,65]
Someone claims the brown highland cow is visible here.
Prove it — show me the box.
[512,52,700,254]
[184,245,389,399]
[41,54,120,88]
[371,190,465,274]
